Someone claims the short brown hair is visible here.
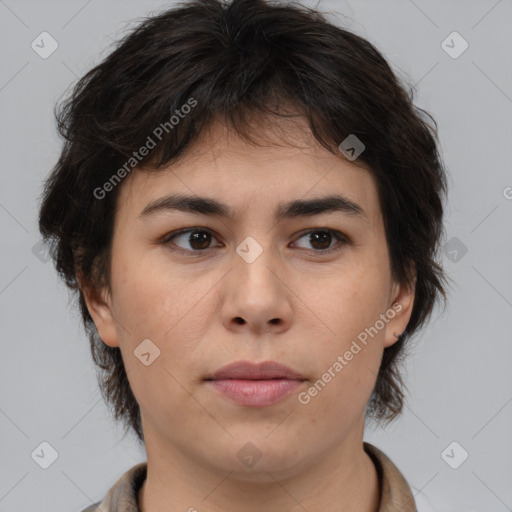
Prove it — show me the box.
[38,0,450,443]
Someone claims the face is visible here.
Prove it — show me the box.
[84,116,414,482]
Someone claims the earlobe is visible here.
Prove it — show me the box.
[384,279,416,348]
[77,271,120,348]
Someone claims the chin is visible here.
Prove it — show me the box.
[204,439,313,482]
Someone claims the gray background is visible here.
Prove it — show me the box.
[1,0,511,511]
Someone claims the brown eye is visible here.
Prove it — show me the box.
[293,229,348,254]
[165,228,219,253]
[186,230,213,250]
[308,231,332,250]
[162,227,348,257]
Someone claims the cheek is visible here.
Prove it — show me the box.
[300,318,383,424]
[314,257,389,338]
[301,260,388,408]
[111,249,183,334]
[110,252,216,379]
[300,360,378,434]
[112,258,202,420]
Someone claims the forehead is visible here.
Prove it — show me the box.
[117,116,382,226]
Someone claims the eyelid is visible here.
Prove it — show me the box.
[291,229,349,254]
[161,227,221,255]
[162,227,349,255]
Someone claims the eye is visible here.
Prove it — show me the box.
[163,228,220,254]
[162,227,349,256]
[293,229,349,254]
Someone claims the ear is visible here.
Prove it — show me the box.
[77,271,120,348]
[383,273,416,349]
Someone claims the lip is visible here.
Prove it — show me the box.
[206,360,305,380]
[205,360,307,407]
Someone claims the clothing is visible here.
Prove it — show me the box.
[81,442,417,511]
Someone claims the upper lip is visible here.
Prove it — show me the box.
[206,360,306,380]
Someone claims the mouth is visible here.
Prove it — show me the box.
[204,360,307,407]
[205,360,306,381]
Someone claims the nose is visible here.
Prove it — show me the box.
[221,240,293,335]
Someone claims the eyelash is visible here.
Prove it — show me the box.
[161,227,349,256]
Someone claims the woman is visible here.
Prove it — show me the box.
[38,0,449,510]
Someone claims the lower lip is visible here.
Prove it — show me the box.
[207,379,305,406]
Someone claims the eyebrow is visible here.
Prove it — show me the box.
[138,193,368,222]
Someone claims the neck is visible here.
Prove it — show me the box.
[138,428,380,512]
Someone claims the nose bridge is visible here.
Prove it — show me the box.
[234,232,279,289]
[217,210,295,333]
[227,231,289,314]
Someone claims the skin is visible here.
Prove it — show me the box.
[81,115,415,512]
